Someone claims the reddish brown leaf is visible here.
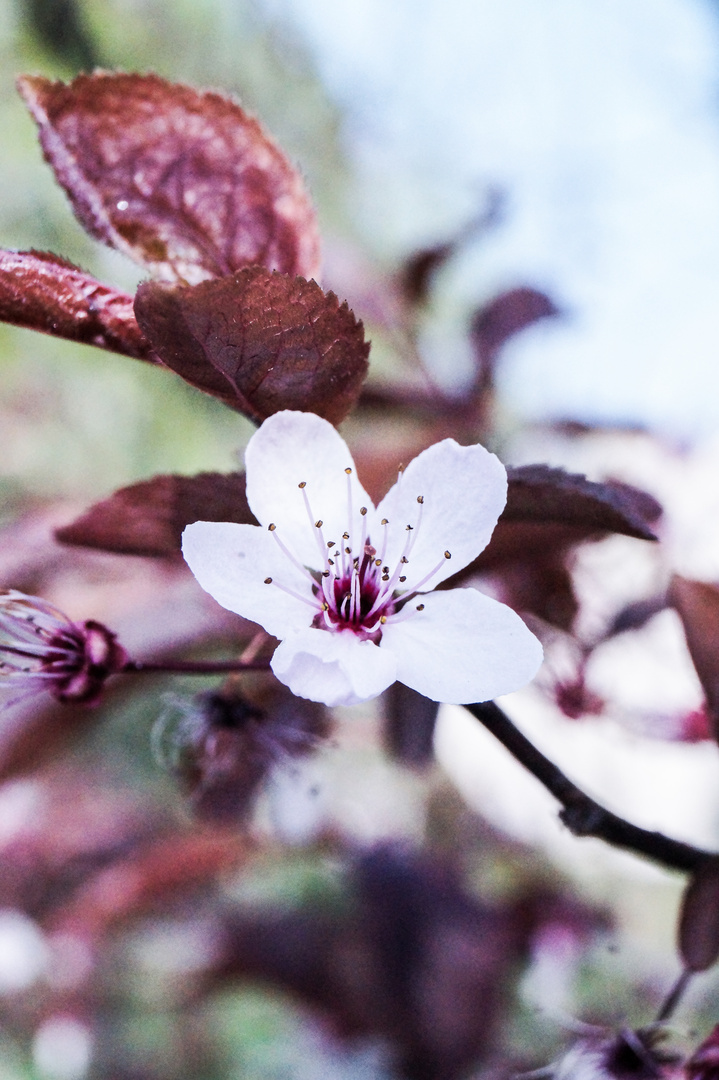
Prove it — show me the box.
[49,828,252,938]
[134,268,370,423]
[487,543,579,631]
[18,72,320,284]
[679,857,719,972]
[502,465,661,541]
[0,249,151,359]
[670,576,719,739]
[440,471,660,628]
[399,191,504,306]
[55,471,255,557]
[470,288,559,373]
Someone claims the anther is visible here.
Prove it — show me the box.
[380,616,387,624]
[345,547,351,554]
[400,556,408,564]
[416,603,425,611]
[382,574,389,582]
[345,467,352,475]
[268,523,276,532]
[327,540,335,547]
[399,576,406,582]
[315,520,323,528]
[321,603,329,611]
[381,518,388,526]
[405,524,414,531]
[343,532,350,539]
[298,481,306,489]
[264,577,273,584]
[375,559,382,566]
[322,571,330,578]
[444,551,451,559]
[417,495,424,504]
[328,558,335,565]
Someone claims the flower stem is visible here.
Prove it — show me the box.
[122,658,272,675]
[464,700,713,873]
[655,968,692,1023]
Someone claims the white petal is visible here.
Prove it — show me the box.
[376,439,506,592]
[271,627,397,706]
[244,411,376,568]
[381,587,542,704]
[182,521,315,638]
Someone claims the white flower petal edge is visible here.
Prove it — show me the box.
[245,410,374,568]
[182,410,543,707]
[271,628,398,707]
[376,436,507,592]
[182,521,312,640]
[380,587,543,704]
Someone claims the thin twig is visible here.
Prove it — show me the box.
[123,658,271,675]
[464,701,712,873]
[655,969,692,1022]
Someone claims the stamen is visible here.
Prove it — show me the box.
[299,484,331,565]
[269,526,316,583]
[406,494,425,557]
[382,600,425,627]
[378,519,390,564]
[397,554,451,604]
[345,468,354,546]
[265,578,318,609]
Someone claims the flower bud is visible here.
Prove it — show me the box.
[0,591,127,707]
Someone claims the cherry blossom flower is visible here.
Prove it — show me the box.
[0,590,128,707]
[182,411,542,707]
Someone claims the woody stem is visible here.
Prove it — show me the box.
[465,700,713,874]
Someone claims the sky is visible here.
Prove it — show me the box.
[260,0,719,438]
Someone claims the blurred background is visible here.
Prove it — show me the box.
[3,1,719,1078]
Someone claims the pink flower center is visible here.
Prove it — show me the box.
[263,469,451,641]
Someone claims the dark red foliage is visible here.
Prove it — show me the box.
[55,471,254,557]
[502,464,661,541]
[134,268,370,422]
[18,72,320,284]
[469,286,559,396]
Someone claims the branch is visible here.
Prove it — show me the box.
[464,701,712,873]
